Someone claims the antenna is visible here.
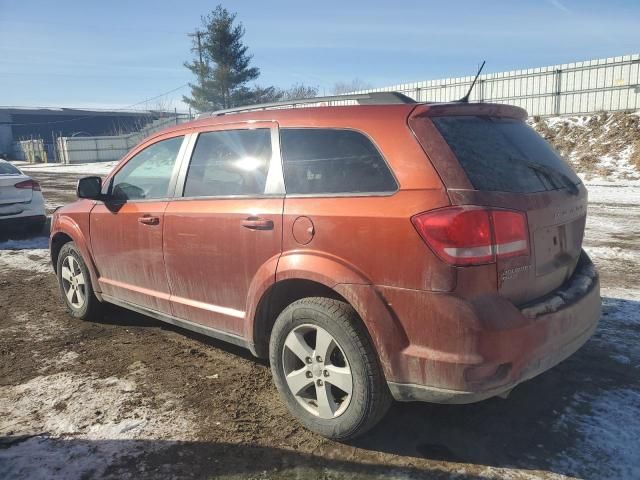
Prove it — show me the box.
[459,60,486,103]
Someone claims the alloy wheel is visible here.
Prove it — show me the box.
[60,255,86,309]
[281,324,353,419]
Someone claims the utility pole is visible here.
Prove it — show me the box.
[188,30,206,85]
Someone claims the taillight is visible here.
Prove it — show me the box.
[411,206,529,266]
[14,179,41,191]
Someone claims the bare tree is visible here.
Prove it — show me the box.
[244,83,319,104]
[280,83,319,100]
[332,78,373,95]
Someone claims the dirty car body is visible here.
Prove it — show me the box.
[50,96,601,439]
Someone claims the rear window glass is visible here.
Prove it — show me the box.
[0,162,20,175]
[432,116,580,193]
[281,129,397,195]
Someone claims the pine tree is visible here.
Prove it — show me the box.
[183,5,260,111]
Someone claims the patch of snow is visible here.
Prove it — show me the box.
[39,351,80,373]
[0,371,195,480]
[583,181,640,205]
[0,248,51,275]
[45,200,67,212]
[4,312,70,343]
[584,245,639,262]
[552,388,640,479]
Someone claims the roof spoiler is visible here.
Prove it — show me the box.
[409,102,528,120]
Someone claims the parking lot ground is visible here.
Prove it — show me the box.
[1,166,639,479]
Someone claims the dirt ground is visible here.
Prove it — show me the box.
[1,167,639,479]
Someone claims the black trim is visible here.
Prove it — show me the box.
[101,294,252,350]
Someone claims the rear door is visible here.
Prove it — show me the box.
[411,113,586,305]
[90,134,187,313]
[163,122,283,335]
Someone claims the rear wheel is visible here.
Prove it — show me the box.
[56,242,103,320]
[269,297,391,440]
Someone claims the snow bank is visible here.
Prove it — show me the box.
[530,112,640,180]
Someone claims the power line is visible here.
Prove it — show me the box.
[122,83,191,109]
[4,83,191,126]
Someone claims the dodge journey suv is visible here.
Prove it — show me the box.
[50,93,601,440]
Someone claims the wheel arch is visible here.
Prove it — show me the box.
[50,216,101,294]
[50,232,73,273]
[251,278,346,358]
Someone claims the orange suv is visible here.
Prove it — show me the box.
[50,93,601,440]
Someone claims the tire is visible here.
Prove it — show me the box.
[56,242,103,320]
[269,297,392,440]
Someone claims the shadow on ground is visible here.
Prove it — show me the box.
[0,436,490,479]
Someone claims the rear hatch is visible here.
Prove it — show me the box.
[409,104,586,305]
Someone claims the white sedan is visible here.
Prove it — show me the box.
[0,160,46,232]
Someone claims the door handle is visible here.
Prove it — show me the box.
[138,215,160,226]
[241,217,274,231]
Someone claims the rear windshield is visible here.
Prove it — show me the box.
[432,116,580,193]
[0,162,20,175]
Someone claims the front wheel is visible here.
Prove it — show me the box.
[56,242,103,320]
[269,297,391,440]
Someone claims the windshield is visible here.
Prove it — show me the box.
[432,116,580,193]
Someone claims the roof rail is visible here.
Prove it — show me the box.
[198,91,417,118]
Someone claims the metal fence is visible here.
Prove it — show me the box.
[356,54,640,116]
[12,139,48,163]
[56,114,191,164]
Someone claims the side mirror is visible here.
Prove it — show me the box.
[77,176,103,200]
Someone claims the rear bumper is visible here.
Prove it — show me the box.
[382,252,601,403]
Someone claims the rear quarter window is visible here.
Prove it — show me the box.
[280,129,397,195]
[432,116,580,193]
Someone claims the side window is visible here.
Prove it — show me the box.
[183,129,271,197]
[280,129,397,195]
[111,136,184,201]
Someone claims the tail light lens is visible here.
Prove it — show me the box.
[411,206,529,266]
[14,179,41,191]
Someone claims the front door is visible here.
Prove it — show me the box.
[90,134,186,314]
[163,124,283,335]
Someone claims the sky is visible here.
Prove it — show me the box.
[1,0,638,112]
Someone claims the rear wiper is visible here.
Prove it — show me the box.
[509,157,580,195]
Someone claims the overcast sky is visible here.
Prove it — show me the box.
[1,0,638,111]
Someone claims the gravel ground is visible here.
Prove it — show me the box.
[0,165,638,479]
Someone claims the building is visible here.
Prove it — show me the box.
[0,107,173,158]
